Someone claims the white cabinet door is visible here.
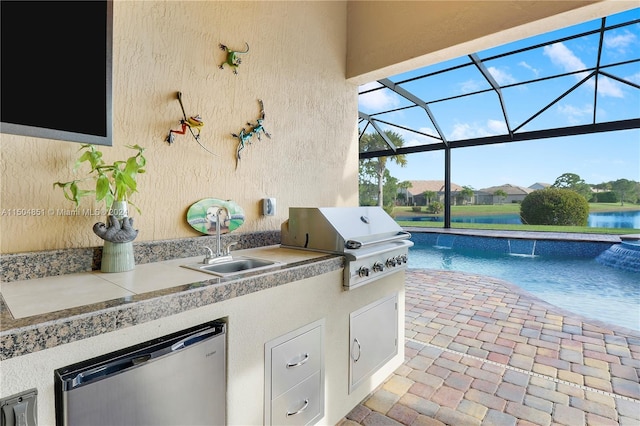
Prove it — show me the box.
[349,293,398,393]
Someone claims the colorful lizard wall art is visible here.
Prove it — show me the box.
[219,42,249,75]
[166,91,217,156]
[231,99,271,169]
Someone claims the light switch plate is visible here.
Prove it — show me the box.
[1,389,37,426]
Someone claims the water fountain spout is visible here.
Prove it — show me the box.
[508,239,537,257]
[435,234,455,249]
[596,238,640,273]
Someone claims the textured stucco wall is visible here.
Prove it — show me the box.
[1,1,357,254]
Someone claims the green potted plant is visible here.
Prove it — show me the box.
[54,144,146,272]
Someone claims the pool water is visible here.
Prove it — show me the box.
[409,244,640,331]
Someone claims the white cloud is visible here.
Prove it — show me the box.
[627,72,640,85]
[455,68,517,93]
[360,82,381,91]
[518,61,540,77]
[404,136,428,147]
[604,30,637,53]
[543,43,586,73]
[358,91,398,110]
[459,79,482,94]
[449,119,506,140]
[557,103,592,125]
[419,126,437,134]
[399,126,439,147]
[557,104,591,117]
[487,119,508,134]
[358,82,400,110]
[543,42,625,98]
[450,123,478,140]
[595,76,624,98]
[487,66,517,85]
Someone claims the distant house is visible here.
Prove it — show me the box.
[476,184,533,204]
[403,180,465,205]
[529,182,551,190]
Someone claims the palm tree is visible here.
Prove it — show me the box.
[422,190,437,206]
[398,180,413,206]
[359,131,407,207]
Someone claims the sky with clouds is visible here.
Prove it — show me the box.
[359,9,639,190]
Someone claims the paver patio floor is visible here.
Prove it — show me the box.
[338,269,640,426]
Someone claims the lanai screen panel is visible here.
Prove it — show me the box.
[358,8,640,159]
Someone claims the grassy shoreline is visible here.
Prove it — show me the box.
[392,203,640,235]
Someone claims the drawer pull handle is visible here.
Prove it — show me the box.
[351,338,361,362]
[286,398,309,417]
[286,353,309,368]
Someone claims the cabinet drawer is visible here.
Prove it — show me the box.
[271,325,322,398]
[271,371,322,426]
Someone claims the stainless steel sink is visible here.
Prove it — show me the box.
[181,257,284,277]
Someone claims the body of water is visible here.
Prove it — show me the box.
[399,210,640,228]
[588,210,640,228]
[409,239,640,331]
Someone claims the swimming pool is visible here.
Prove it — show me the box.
[408,232,640,331]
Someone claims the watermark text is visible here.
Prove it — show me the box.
[1,208,112,217]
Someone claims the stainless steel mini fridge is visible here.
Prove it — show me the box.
[54,321,226,426]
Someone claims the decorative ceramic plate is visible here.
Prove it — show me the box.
[186,198,245,235]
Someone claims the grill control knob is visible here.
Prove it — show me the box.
[386,257,397,268]
[397,255,408,264]
[372,262,385,272]
[357,266,370,277]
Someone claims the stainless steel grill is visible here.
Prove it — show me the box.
[281,207,413,290]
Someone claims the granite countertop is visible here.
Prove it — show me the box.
[0,245,344,360]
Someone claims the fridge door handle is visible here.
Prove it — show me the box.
[170,328,222,351]
[71,354,150,388]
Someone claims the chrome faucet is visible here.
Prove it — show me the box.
[215,207,228,257]
[203,207,236,264]
[203,246,217,264]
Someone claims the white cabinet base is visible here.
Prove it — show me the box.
[349,293,398,394]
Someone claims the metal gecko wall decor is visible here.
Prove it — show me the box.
[231,99,271,169]
[166,91,217,156]
[219,42,249,75]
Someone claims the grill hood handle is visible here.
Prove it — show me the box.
[345,231,411,250]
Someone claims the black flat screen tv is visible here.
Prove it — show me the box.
[1,0,113,146]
